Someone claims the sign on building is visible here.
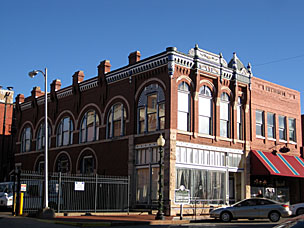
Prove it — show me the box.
[74,181,85,191]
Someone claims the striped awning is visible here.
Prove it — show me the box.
[251,150,304,178]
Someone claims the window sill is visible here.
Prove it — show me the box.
[197,133,215,139]
[267,138,276,141]
[218,137,232,142]
[235,139,245,144]
[177,130,192,136]
[289,141,297,145]
[279,140,287,143]
[256,135,265,139]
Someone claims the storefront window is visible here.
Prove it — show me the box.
[176,168,225,204]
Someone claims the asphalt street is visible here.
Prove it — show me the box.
[0,211,287,228]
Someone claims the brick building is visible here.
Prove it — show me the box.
[250,77,304,204]
[0,86,14,181]
[14,45,303,215]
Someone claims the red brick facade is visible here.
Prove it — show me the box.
[14,45,303,214]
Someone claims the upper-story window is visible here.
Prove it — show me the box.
[267,112,275,139]
[199,85,212,135]
[80,110,99,143]
[107,103,126,138]
[237,97,243,140]
[288,118,296,142]
[178,82,190,131]
[21,126,32,152]
[57,117,74,147]
[256,110,264,137]
[36,122,51,150]
[220,93,230,138]
[279,115,286,141]
[137,84,165,134]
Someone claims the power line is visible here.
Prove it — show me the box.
[253,54,304,67]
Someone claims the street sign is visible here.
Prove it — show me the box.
[174,185,190,205]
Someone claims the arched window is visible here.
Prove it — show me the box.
[220,93,230,138]
[55,154,70,173]
[137,84,165,134]
[36,122,51,150]
[107,103,126,138]
[199,85,212,135]
[57,117,74,146]
[80,155,95,174]
[21,126,32,152]
[35,158,44,173]
[80,110,99,143]
[178,82,190,131]
[237,97,243,140]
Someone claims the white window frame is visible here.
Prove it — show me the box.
[237,97,243,140]
[288,118,296,142]
[199,85,212,135]
[256,110,264,137]
[279,115,286,141]
[220,93,230,138]
[267,112,275,139]
[178,82,190,131]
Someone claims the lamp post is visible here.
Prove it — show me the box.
[28,68,49,209]
[155,134,165,220]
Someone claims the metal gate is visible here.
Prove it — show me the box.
[15,170,129,213]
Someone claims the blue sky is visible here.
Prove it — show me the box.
[1,0,304,111]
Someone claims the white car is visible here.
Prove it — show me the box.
[0,182,14,208]
[290,203,304,216]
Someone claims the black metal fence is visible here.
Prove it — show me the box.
[15,171,129,213]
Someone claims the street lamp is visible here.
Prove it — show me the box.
[155,134,165,220]
[28,68,49,209]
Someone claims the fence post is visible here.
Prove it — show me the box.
[95,173,98,213]
[57,172,62,213]
[127,176,130,214]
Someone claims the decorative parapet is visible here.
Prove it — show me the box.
[20,101,32,111]
[105,53,169,84]
[57,88,73,99]
[79,79,98,92]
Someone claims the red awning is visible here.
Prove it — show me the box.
[251,150,304,178]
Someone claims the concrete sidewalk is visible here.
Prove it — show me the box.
[49,212,211,226]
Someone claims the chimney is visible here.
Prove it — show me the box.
[72,71,85,85]
[16,94,24,104]
[51,79,61,92]
[128,51,141,65]
[98,60,111,76]
[31,86,44,98]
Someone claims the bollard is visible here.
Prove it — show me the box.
[19,192,24,216]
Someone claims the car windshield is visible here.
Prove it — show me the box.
[0,183,13,193]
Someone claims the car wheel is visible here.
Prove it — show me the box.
[296,208,304,216]
[269,211,280,222]
[220,211,232,222]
